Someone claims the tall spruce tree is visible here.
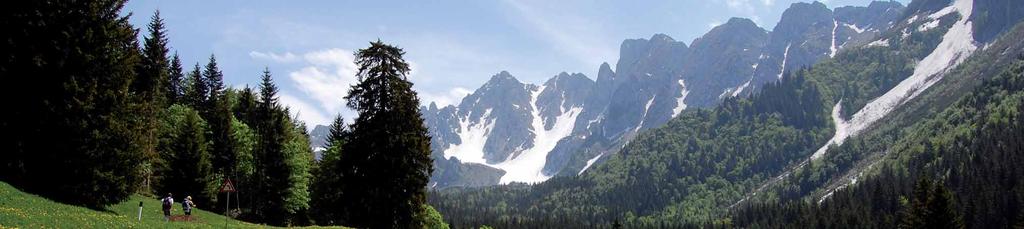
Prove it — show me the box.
[202,54,236,177]
[311,115,349,224]
[138,11,170,107]
[900,177,965,229]
[901,178,932,229]
[137,10,172,194]
[924,183,964,229]
[167,53,184,105]
[0,0,146,208]
[253,68,294,225]
[203,54,226,114]
[337,40,433,228]
[159,105,216,205]
[185,63,207,110]
[235,87,259,127]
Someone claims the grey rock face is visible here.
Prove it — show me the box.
[457,71,536,163]
[971,0,1024,43]
[426,1,907,188]
[834,1,906,49]
[684,17,768,107]
[308,124,330,160]
[744,1,905,96]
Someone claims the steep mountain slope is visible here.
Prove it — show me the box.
[431,0,1024,227]
[744,0,1024,210]
[424,1,906,188]
[732,31,1024,228]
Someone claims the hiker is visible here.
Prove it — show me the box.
[182,196,196,216]
[161,193,174,221]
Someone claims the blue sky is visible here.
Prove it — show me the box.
[123,0,906,128]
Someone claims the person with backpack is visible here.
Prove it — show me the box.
[182,196,196,216]
[161,193,174,221]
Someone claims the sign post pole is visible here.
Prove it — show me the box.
[219,178,236,228]
[224,191,230,228]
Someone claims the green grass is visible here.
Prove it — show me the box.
[0,181,340,228]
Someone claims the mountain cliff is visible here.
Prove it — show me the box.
[422,1,907,188]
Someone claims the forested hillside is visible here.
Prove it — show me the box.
[430,0,1024,228]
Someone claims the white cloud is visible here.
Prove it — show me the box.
[249,48,358,127]
[249,51,300,63]
[288,48,359,114]
[418,87,472,108]
[257,47,463,126]
[279,93,332,129]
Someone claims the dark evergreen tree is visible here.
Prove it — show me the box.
[159,105,216,205]
[899,178,965,229]
[203,54,226,114]
[235,87,260,127]
[202,54,236,177]
[0,0,146,208]
[167,53,184,105]
[250,68,294,225]
[901,177,932,229]
[337,40,434,228]
[310,115,348,224]
[137,10,172,195]
[137,10,170,107]
[924,183,964,229]
[184,63,207,110]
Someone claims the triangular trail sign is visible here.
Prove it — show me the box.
[219,179,236,193]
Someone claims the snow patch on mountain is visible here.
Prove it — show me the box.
[844,23,867,33]
[867,38,889,47]
[494,86,583,184]
[812,0,976,160]
[672,79,690,118]
[812,102,850,159]
[577,153,604,176]
[778,43,792,79]
[907,14,920,24]
[443,109,495,164]
[636,96,657,132]
[918,19,941,32]
[830,19,839,58]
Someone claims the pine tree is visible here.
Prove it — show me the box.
[0,0,146,208]
[252,68,294,225]
[202,54,236,177]
[900,177,932,229]
[337,40,434,228]
[185,63,207,110]
[167,53,184,105]
[203,54,226,114]
[311,115,348,224]
[159,105,216,205]
[924,183,964,229]
[136,10,172,195]
[900,178,964,229]
[235,87,260,127]
[138,10,170,107]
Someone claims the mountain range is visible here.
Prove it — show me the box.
[414,1,908,188]
[428,0,1024,227]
